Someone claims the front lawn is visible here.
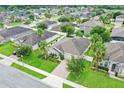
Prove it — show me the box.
[63,83,74,88]
[11,63,46,79]
[22,50,59,73]
[0,42,16,56]
[85,47,95,57]
[67,60,124,88]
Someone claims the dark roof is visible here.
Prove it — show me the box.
[50,24,61,31]
[79,20,103,33]
[106,43,124,63]
[16,31,57,46]
[40,20,57,26]
[54,38,90,56]
[111,28,124,38]
[0,26,32,39]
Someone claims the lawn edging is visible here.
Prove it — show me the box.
[11,63,46,79]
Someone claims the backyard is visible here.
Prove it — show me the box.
[0,42,16,56]
[22,49,59,73]
[67,60,124,88]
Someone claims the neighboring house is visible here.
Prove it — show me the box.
[39,20,57,27]
[49,37,90,60]
[111,28,124,41]
[50,24,61,32]
[0,26,32,43]
[115,14,124,24]
[79,20,103,34]
[15,31,62,50]
[101,42,124,78]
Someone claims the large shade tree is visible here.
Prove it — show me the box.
[90,26,111,42]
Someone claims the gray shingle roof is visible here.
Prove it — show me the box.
[106,43,124,63]
[80,20,103,33]
[16,31,57,46]
[39,20,57,26]
[54,38,90,56]
[0,26,32,39]
[111,28,124,38]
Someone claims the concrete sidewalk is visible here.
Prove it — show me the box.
[0,53,86,88]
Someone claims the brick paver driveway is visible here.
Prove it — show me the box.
[0,64,51,88]
[51,60,69,79]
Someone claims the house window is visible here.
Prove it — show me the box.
[111,64,116,72]
[104,62,108,67]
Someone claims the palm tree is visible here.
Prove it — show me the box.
[91,33,103,51]
[38,40,48,59]
[93,41,106,69]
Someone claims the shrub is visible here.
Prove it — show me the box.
[59,53,64,60]
[16,45,32,57]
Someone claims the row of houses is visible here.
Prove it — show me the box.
[0,26,64,50]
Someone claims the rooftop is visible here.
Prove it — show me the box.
[54,38,90,56]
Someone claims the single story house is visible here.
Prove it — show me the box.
[79,20,103,34]
[49,37,90,60]
[15,31,62,50]
[39,20,57,27]
[100,42,124,77]
[0,26,32,43]
[115,14,124,24]
[111,28,124,41]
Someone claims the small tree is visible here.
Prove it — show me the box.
[36,28,44,37]
[59,53,64,60]
[16,45,32,57]
[29,15,35,21]
[0,22,4,28]
[44,12,52,19]
[67,57,85,77]
[38,40,48,59]
[37,23,48,30]
[90,26,111,42]
[61,24,75,37]
[75,30,84,37]
[58,16,70,22]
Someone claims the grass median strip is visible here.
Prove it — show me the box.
[63,83,74,88]
[11,63,46,79]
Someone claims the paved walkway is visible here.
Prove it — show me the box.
[0,54,85,88]
[84,55,93,62]
[51,60,69,79]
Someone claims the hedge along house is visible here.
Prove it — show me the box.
[101,43,124,78]
[0,26,32,44]
[49,37,90,60]
[111,28,124,41]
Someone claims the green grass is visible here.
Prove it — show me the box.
[0,57,3,60]
[9,22,23,26]
[0,42,16,56]
[85,47,95,57]
[11,63,46,79]
[63,83,74,88]
[67,60,124,88]
[22,50,58,73]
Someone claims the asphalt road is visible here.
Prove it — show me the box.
[0,64,51,88]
